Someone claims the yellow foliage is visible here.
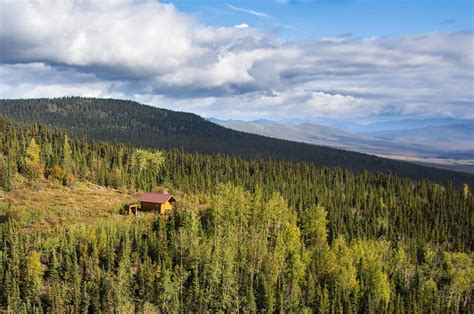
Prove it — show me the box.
[25,138,44,181]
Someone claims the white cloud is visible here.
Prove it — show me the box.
[235,23,249,29]
[0,0,472,121]
[226,4,269,18]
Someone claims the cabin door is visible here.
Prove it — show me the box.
[129,205,138,216]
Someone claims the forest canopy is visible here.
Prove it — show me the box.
[0,116,473,312]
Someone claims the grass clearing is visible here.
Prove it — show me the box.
[0,180,140,228]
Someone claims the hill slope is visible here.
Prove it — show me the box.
[0,180,139,227]
[1,97,474,186]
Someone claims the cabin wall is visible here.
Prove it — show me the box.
[141,202,161,212]
[140,201,174,214]
[161,201,173,214]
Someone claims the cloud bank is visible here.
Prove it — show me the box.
[0,0,472,121]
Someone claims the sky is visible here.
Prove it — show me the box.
[0,0,473,123]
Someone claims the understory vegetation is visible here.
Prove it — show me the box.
[0,116,473,312]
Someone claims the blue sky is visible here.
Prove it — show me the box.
[0,0,473,122]
[167,0,473,38]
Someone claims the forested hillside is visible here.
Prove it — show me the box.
[0,117,473,312]
[1,97,474,187]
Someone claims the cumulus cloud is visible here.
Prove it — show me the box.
[0,0,472,120]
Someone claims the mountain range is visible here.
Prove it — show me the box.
[212,118,474,173]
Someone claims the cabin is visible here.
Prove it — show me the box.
[139,192,176,215]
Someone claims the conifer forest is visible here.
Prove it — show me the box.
[0,115,472,313]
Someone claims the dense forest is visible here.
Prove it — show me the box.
[0,116,473,312]
[1,97,474,187]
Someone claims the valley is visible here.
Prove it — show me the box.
[214,118,474,173]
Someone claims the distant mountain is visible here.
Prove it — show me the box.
[368,123,474,141]
[215,119,474,173]
[276,117,365,132]
[216,119,409,152]
[366,124,474,155]
[229,118,474,133]
[216,119,474,157]
[271,117,473,133]
[356,118,473,133]
[1,97,474,186]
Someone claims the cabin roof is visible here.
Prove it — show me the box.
[139,193,175,204]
